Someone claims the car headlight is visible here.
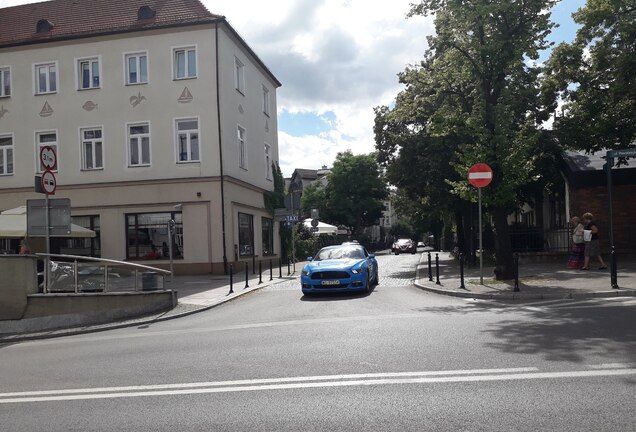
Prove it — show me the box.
[351,268,362,274]
[302,270,310,276]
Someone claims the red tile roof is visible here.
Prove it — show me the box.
[0,0,223,48]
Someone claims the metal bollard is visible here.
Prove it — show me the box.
[513,253,520,292]
[435,253,441,285]
[245,262,249,289]
[229,264,234,294]
[279,258,282,278]
[269,259,273,281]
[287,259,291,276]
[459,253,465,289]
[611,247,618,289]
[428,252,433,282]
[252,254,256,275]
[259,261,263,284]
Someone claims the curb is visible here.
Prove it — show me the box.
[413,281,636,300]
[0,278,292,343]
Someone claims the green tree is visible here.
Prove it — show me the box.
[389,219,415,239]
[300,182,327,218]
[544,0,636,152]
[376,0,558,279]
[323,151,388,237]
[263,161,285,215]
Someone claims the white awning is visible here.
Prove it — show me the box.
[303,218,337,235]
[0,206,96,238]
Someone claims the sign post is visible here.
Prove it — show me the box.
[468,163,493,285]
[38,145,57,293]
[605,148,636,289]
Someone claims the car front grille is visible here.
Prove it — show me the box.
[310,271,350,280]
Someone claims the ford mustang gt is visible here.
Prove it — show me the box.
[301,243,378,294]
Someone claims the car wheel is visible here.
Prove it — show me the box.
[365,271,372,293]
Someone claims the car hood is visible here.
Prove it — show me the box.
[306,259,364,270]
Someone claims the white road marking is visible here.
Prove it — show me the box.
[2,367,634,404]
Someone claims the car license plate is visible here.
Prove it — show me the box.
[321,280,340,286]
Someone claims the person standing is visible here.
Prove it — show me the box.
[19,238,31,255]
[582,212,607,270]
[567,216,585,269]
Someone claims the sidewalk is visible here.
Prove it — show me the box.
[415,251,636,300]
[0,262,305,343]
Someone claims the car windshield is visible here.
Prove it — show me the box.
[314,246,365,261]
[396,239,411,244]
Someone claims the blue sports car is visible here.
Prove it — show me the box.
[301,244,379,294]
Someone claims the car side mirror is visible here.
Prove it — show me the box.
[368,254,375,259]
[307,257,313,261]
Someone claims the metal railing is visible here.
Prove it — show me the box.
[36,253,171,294]
[509,227,571,253]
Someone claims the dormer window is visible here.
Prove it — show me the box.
[36,19,54,33]
[137,6,156,20]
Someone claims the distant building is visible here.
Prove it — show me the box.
[0,0,281,273]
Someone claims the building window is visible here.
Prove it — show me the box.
[81,127,103,170]
[173,47,196,79]
[264,144,271,180]
[127,123,150,167]
[238,212,254,257]
[262,85,270,115]
[126,212,183,260]
[0,67,10,97]
[262,217,274,256]
[175,118,200,162]
[62,215,101,257]
[0,135,14,175]
[36,131,57,173]
[237,126,247,170]
[126,52,148,85]
[35,62,57,94]
[78,57,100,89]
[234,57,245,94]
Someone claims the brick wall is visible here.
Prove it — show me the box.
[569,184,636,254]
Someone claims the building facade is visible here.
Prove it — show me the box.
[0,0,281,273]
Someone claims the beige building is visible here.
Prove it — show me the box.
[0,0,281,274]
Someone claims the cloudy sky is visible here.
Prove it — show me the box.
[1,0,586,177]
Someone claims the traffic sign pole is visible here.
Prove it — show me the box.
[468,163,493,286]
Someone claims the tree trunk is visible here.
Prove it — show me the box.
[493,208,515,280]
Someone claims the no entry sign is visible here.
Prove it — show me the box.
[468,163,493,188]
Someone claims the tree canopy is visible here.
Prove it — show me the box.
[544,0,636,152]
[376,0,560,278]
[300,151,388,237]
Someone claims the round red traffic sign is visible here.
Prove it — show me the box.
[41,170,57,195]
[40,145,57,170]
[468,163,493,188]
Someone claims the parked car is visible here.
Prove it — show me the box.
[392,238,416,255]
[301,244,379,294]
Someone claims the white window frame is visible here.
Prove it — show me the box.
[126,122,151,167]
[234,57,245,94]
[35,130,58,173]
[80,126,104,171]
[172,46,197,80]
[124,51,149,85]
[76,56,101,90]
[264,143,271,180]
[237,125,247,170]
[262,85,270,115]
[175,117,200,163]
[0,133,14,176]
[34,61,58,95]
[0,66,10,97]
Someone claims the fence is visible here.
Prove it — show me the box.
[37,253,171,293]
[509,227,571,253]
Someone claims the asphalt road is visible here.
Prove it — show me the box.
[1,253,635,431]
